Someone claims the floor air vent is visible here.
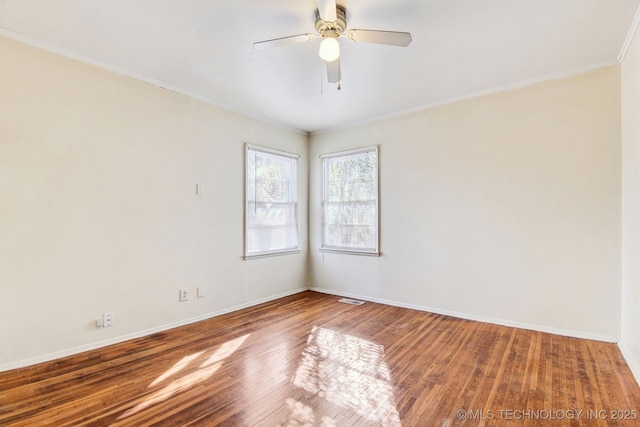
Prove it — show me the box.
[338,298,365,306]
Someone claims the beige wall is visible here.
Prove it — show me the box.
[0,37,309,370]
[621,23,640,381]
[310,66,622,341]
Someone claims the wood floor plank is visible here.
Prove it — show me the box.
[1,291,639,426]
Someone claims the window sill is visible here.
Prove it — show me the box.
[319,248,380,257]
[244,249,301,260]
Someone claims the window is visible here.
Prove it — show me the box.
[321,146,379,255]
[245,144,299,258]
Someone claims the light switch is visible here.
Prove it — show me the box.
[196,184,204,195]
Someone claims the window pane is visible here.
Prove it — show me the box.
[322,148,378,254]
[245,146,298,257]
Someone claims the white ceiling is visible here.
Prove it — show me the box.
[0,0,638,134]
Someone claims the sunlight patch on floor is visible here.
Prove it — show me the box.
[118,333,249,420]
[149,351,205,387]
[279,397,337,427]
[292,326,401,426]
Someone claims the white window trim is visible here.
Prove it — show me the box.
[244,143,300,260]
[320,145,380,256]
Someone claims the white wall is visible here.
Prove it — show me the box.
[310,66,622,342]
[0,37,308,371]
[621,23,640,382]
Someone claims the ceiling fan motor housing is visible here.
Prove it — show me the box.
[315,5,346,37]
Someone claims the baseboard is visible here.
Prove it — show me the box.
[619,342,640,385]
[309,287,617,343]
[0,287,308,373]
[4,285,620,373]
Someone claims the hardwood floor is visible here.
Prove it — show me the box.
[1,291,639,426]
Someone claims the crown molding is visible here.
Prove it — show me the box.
[618,4,640,62]
[0,28,309,137]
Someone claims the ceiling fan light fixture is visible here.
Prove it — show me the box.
[319,37,340,62]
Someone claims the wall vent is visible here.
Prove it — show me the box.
[338,298,365,306]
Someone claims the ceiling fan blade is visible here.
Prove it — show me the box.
[317,0,337,22]
[253,33,317,49]
[326,57,341,83]
[344,29,412,47]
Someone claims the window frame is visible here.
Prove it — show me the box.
[320,145,380,256]
[244,143,300,260]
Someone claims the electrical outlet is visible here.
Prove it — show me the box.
[103,312,115,327]
[97,312,115,328]
[179,288,188,302]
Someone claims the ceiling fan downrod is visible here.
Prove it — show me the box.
[315,5,347,36]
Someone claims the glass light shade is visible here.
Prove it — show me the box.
[319,37,340,62]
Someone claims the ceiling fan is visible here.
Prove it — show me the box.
[253,0,412,88]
